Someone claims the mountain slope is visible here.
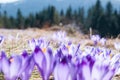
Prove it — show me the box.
[0,0,120,16]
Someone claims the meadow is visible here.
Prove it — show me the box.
[0,26,120,80]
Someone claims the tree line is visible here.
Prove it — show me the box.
[0,0,120,37]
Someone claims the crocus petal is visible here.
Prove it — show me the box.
[0,61,1,72]
[18,51,35,80]
[33,46,46,77]
[82,61,91,80]
[91,60,110,80]
[18,51,29,75]
[91,35,100,45]
[54,57,71,80]
[114,42,120,51]
[44,48,54,76]
[1,51,9,78]
[0,36,4,45]
[21,55,35,80]
[91,65,101,80]
[61,45,69,55]
[102,68,115,80]
[28,39,36,51]
[9,55,22,79]
[100,38,106,46]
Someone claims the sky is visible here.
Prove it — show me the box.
[0,0,22,4]
[0,0,120,17]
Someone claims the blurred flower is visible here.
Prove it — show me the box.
[28,38,50,51]
[114,42,120,51]
[0,36,4,45]
[59,43,80,57]
[100,38,106,46]
[52,31,69,45]
[91,35,100,45]
[28,39,36,51]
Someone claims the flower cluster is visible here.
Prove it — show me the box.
[0,33,120,80]
[90,35,106,46]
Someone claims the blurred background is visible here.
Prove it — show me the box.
[0,0,120,37]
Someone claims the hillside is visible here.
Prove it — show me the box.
[1,0,120,16]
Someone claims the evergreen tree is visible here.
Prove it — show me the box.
[35,12,43,27]
[112,10,119,36]
[50,6,57,24]
[2,11,10,28]
[66,6,72,19]
[90,0,103,30]
[53,11,60,24]
[104,1,114,36]
[9,16,16,28]
[28,13,35,27]
[96,1,118,37]
[106,1,113,17]
[85,7,93,29]
[0,5,2,27]
[73,10,77,20]
[60,9,64,17]
[16,9,24,29]
[77,7,85,24]
[60,9,65,24]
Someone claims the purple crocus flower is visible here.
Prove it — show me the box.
[91,35,100,45]
[0,51,3,72]
[53,56,73,80]
[54,60,70,80]
[52,31,69,45]
[1,51,22,80]
[0,36,4,45]
[28,39,36,51]
[80,55,116,80]
[0,50,35,80]
[33,46,56,80]
[28,38,50,51]
[114,42,120,51]
[18,50,35,80]
[59,43,80,57]
[100,38,106,46]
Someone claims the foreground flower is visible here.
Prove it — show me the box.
[33,46,56,80]
[53,54,79,80]
[54,48,120,80]
[53,56,72,80]
[80,55,116,80]
[18,50,35,80]
[1,51,22,80]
